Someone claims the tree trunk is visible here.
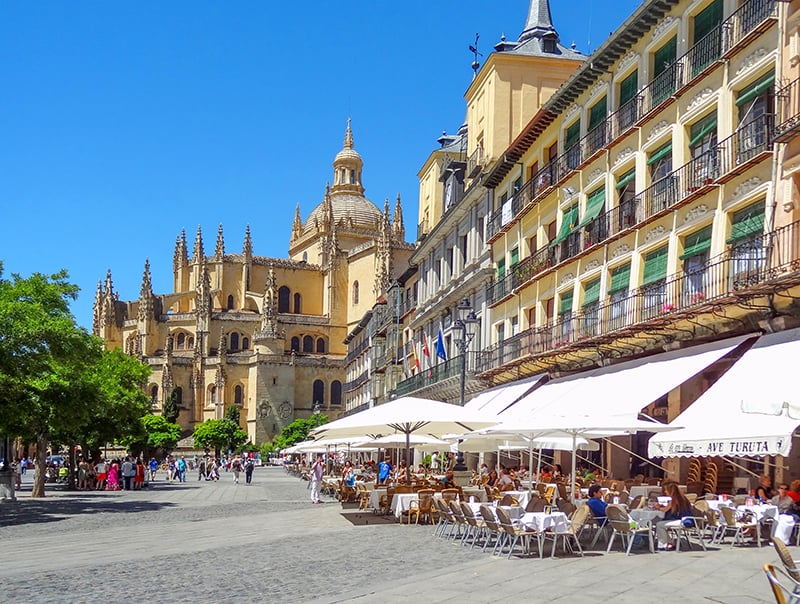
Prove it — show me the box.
[31,434,48,498]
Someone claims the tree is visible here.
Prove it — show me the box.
[192,419,248,458]
[224,405,240,425]
[271,415,328,451]
[162,387,180,424]
[119,414,182,459]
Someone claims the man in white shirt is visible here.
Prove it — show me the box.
[121,457,133,491]
[310,455,324,504]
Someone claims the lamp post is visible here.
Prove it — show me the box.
[453,298,478,472]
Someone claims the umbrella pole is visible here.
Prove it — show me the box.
[570,431,578,505]
[405,432,411,485]
[528,440,534,494]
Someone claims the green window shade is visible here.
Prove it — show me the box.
[589,97,607,130]
[551,204,580,246]
[497,258,506,279]
[689,113,717,147]
[694,0,723,43]
[510,247,519,267]
[616,168,636,189]
[565,121,581,149]
[642,246,669,285]
[647,142,672,165]
[559,291,574,315]
[736,71,776,107]
[727,200,766,244]
[619,72,638,105]
[576,187,606,229]
[679,225,713,260]
[583,278,601,306]
[653,37,677,77]
[609,263,631,294]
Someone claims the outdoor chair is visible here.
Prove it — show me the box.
[356,483,371,510]
[442,488,461,503]
[526,497,548,513]
[498,493,520,507]
[433,498,452,538]
[478,504,504,554]
[605,504,654,555]
[557,499,577,517]
[719,506,761,547]
[404,489,436,525]
[448,500,469,544]
[764,562,800,604]
[772,537,800,603]
[496,506,541,559]
[378,486,396,516]
[665,506,707,552]
[460,501,487,549]
[545,503,587,558]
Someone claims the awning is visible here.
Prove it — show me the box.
[501,335,754,422]
[649,328,800,459]
[464,375,547,417]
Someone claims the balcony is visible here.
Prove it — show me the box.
[722,0,778,58]
[467,146,485,179]
[477,219,800,376]
[343,369,370,393]
[717,113,774,178]
[487,160,558,241]
[394,353,474,397]
[344,338,370,364]
[775,77,800,143]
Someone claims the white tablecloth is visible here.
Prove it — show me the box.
[737,504,778,522]
[630,486,659,499]
[504,491,531,509]
[368,488,386,510]
[521,511,570,533]
[629,509,664,527]
[706,499,735,512]
[462,486,488,503]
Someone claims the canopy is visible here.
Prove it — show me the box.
[506,334,753,422]
[463,375,546,416]
[457,432,598,453]
[649,328,800,459]
[354,434,451,448]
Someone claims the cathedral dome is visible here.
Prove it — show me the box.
[306,192,382,231]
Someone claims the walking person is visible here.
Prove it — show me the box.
[198,458,207,481]
[134,459,145,490]
[231,457,242,484]
[121,457,134,491]
[245,458,254,485]
[310,454,324,504]
[148,458,159,482]
[95,458,107,491]
[176,456,187,482]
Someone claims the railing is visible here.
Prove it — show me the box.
[393,353,475,397]
[467,146,484,178]
[686,27,723,81]
[343,369,370,393]
[717,113,774,174]
[775,77,800,143]
[723,0,778,52]
[476,220,800,375]
[344,338,370,364]
[609,95,641,140]
[417,221,429,241]
[487,159,558,239]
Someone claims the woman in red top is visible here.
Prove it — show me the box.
[134,459,145,489]
[787,480,800,503]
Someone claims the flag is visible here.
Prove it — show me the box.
[422,332,433,377]
[402,336,411,378]
[411,338,421,375]
[435,326,447,362]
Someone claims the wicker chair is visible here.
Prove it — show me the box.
[605,504,654,555]
[545,503,587,558]
[496,506,541,559]
[772,537,800,601]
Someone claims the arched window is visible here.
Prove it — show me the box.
[234,385,243,404]
[302,252,308,262]
[316,338,326,353]
[313,379,325,406]
[174,387,183,405]
[227,295,234,310]
[349,169,355,184]
[176,332,186,350]
[278,286,291,313]
[242,337,249,350]
[352,281,359,305]
[291,336,300,351]
[303,335,314,352]
[230,333,240,351]
[331,381,342,406]
[150,385,159,405]
[293,292,302,314]
[210,385,216,405]
[187,336,194,349]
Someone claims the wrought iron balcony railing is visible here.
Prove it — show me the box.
[393,353,475,397]
[775,77,800,143]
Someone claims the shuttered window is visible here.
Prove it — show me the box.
[619,72,638,105]
[609,263,631,294]
[727,200,766,244]
[680,225,713,260]
[642,246,669,285]
[583,278,601,306]
[559,290,574,315]
[653,37,677,77]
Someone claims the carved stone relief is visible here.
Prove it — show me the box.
[644,225,667,243]
[735,48,768,77]
[686,88,714,113]
[611,244,631,259]
[683,204,709,223]
[647,121,670,143]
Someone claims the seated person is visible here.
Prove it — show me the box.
[485,470,498,487]
[788,480,800,504]
[654,482,693,551]
[440,469,455,485]
[496,469,515,492]
[539,466,553,482]
[586,483,608,526]
[756,475,775,502]
[395,462,408,483]
[772,483,796,515]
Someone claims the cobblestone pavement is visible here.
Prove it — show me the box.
[0,468,783,603]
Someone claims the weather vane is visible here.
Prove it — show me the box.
[469,33,482,76]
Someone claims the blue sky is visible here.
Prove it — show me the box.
[0,1,640,329]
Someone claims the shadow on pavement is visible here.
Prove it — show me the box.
[0,497,177,528]
[340,511,400,526]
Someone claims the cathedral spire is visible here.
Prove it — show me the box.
[138,258,154,321]
[393,193,405,241]
[518,0,558,44]
[243,224,253,259]
[214,224,225,260]
[343,117,354,149]
[331,119,364,195]
[291,203,303,241]
[173,229,188,271]
[92,279,103,335]
[191,225,204,264]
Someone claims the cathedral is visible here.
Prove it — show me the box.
[93,122,414,444]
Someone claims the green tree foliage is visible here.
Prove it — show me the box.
[224,405,240,426]
[0,266,151,497]
[271,415,328,451]
[162,387,180,424]
[120,414,182,458]
[192,418,248,458]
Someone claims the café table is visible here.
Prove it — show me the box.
[629,508,664,528]
[368,487,386,510]
[520,511,570,558]
[706,499,735,512]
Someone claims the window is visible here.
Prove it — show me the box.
[680,225,712,303]
[242,337,249,351]
[174,387,183,406]
[565,121,581,169]
[652,36,677,105]
[210,385,216,405]
[618,71,639,130]
[460,234,468,268]
[234,385,243,405]
[313,379,325,406]
[230,333,240,351]
[641,246,669,319]
[352,281,359,305]
[608,263,631,330]
[511,315,519,336]
[581,278,601,338]
[648,142,674,213]
[316,338,326,353]
[688,111,718,187]
[187,336,194,349]
[227,295,234,310]
[278,286,290,313]
[510,247,519,268]
[150,385,159,405]
[558,290,574,341]
[291,336,300,351]
[303,335,314,353]
[293,292,301,314]
[728,200,766,289]
[496,258,506,298]
[330,381,342,406]
[176,332,186,350]
[496,323,505,363]
[577,186,607,247]
[513,176,523,194]
[691,0,723,77]
[736,71,775,162]
[587,96,607,152]
[551,204,580,260]
[615,168,637,233]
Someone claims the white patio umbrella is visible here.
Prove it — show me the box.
[309,396,499,482]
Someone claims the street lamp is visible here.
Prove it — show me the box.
[453,298,478,472]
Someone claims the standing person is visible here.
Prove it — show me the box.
[310,454,324,504]
[198,457,207,481]
[121,457,134,491]
[95,458,107,491]
[378,457,392,485]
[106,459,120,491]
[148,458,159,482]
[77,458,90,490]
[430,451,439,473]
[231,457,242,484]
[176,456,187,482]
[134,459,145,490]
[244,458,254,485]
